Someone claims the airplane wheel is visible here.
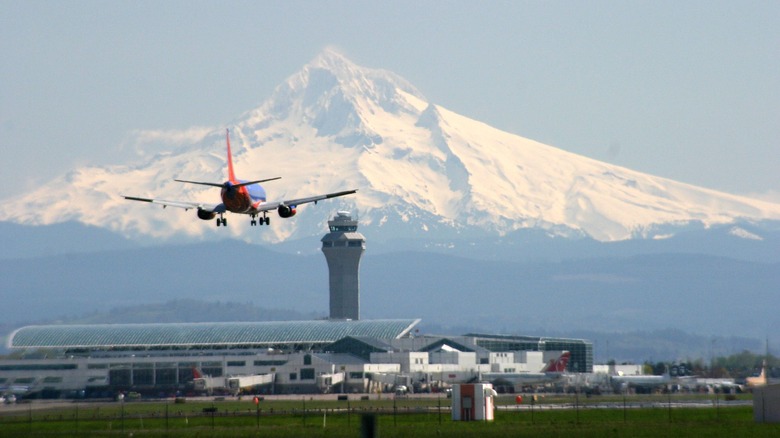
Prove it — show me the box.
[251,220,256,226]
[216,218,221,227]
[265,217,271,225]
[222,218,228,226]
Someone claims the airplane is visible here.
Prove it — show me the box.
[677,377,743,393]
[124,129,357,227]
[191,367,224,393]
[482,352,571,386]
[1,385,29,395]
[745,360,768,388]
[0,384,33,400]
[192,367,273,395]
[610,366,673,392]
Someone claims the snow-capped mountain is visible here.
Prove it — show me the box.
[2,49,779,244]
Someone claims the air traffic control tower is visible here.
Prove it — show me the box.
[321,211,365,320]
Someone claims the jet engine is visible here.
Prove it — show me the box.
[277,204,297,218]
[197,209,217,221]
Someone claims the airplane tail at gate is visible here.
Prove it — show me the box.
[543,352,571,373]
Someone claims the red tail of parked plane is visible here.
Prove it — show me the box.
[481,351,571,386]
[124,129,357,227]
[543,351,571,373]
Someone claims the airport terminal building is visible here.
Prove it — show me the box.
[1,213,593,398]
[3,321,592,397]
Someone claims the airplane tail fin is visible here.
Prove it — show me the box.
[544,352,571,373]
[225,129,237,183]
[192,367,203,379]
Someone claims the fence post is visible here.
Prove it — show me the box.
[438,394,442,424]
[361,414,378,438]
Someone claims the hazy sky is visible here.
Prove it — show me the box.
[1,1,778,201]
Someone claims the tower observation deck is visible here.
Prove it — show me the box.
[321,211,365,320]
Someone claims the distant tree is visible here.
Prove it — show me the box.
[685,359,706,376]
[645,362,659,375]
[710,366,731,379]
[711,350,777,379]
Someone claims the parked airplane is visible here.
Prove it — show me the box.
[192,367,273,395]
[124,129,357,227]
[746,360,768,388]
[482,352,571,386]
[0,384,33,399]
[677,377,743,393]
[610,367,673,392]
[1,385,29,395]
[192,368,224,393]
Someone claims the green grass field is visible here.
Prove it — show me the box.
[1,394,778,437]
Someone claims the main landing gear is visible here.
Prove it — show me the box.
[215,214,270,227]
[250,214,270,227]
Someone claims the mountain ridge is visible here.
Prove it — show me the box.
[1,235,777,346]
[1,48,778,243]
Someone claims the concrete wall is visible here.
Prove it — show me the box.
[754,384,780,423]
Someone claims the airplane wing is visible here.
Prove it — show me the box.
[254,189,358,212]
[123,196,224,213]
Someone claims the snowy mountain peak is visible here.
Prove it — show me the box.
[249,50,426,150]
[2,50,780,244]
[305,47,424,101]
[309,47,354,69]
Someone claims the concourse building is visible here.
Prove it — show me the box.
[3,323,591,397]
[3,319,419,396]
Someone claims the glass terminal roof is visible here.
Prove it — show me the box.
[8,319,420,349]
